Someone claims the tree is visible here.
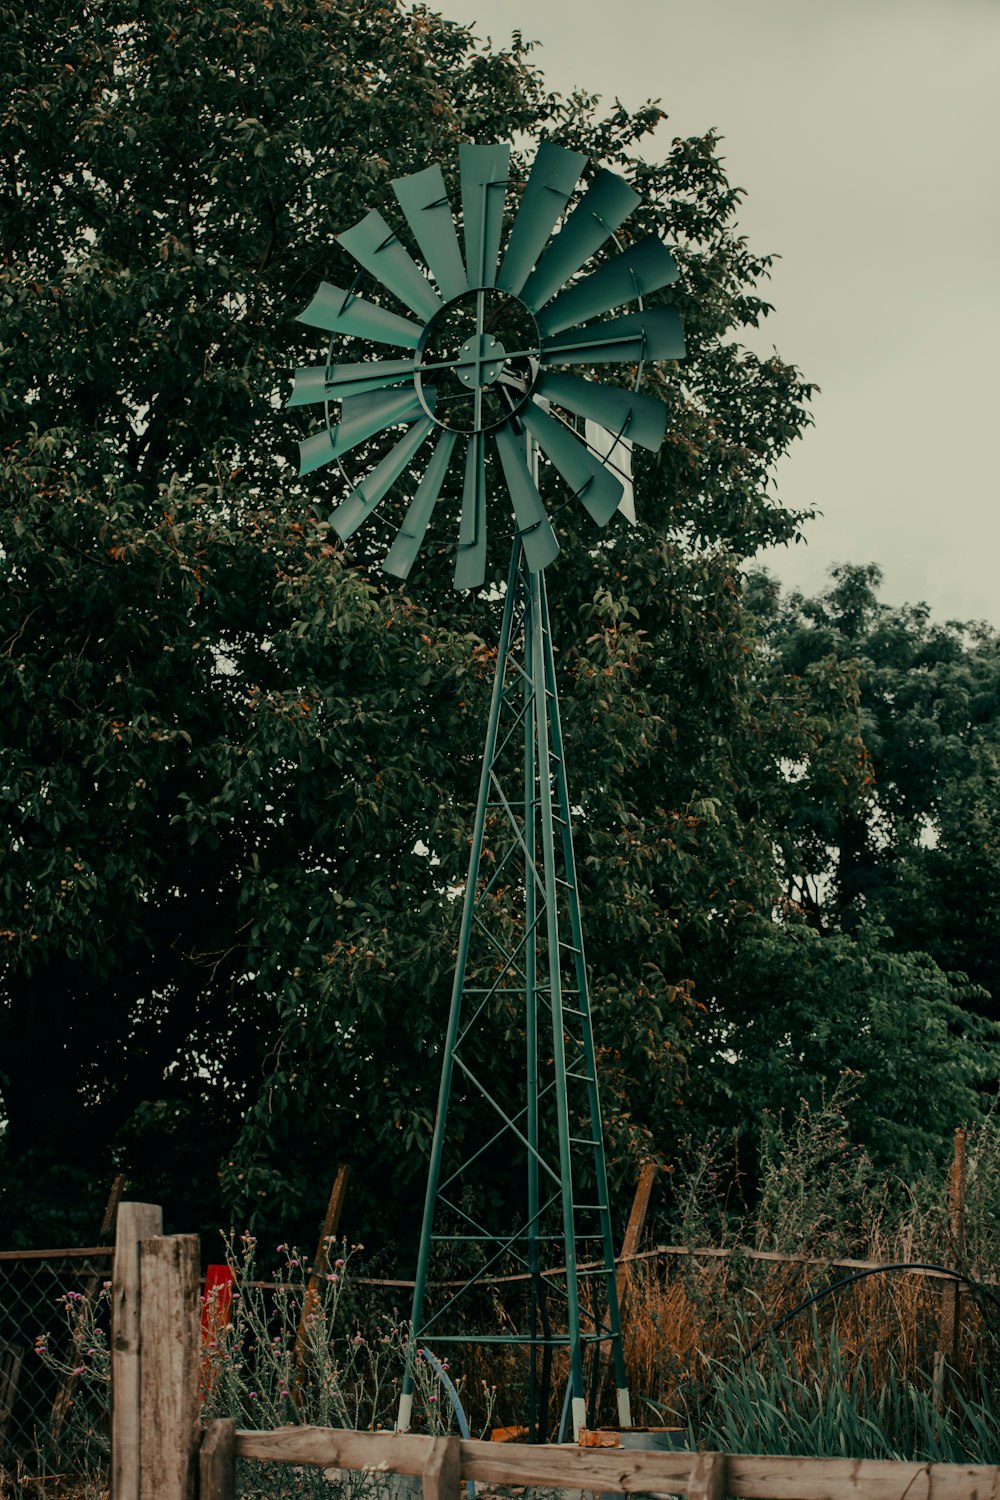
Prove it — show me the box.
[0,0,818,1246]
[698,565,1000,1178]
[750,563,1000,1004]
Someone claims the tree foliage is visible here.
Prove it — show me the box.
[750,562,1000,994]
[699,565,1000,1175]
[5,0,986,1251]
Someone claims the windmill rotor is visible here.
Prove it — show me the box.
[290,140,684,589]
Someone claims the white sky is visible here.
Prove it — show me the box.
[436,0,1000,624]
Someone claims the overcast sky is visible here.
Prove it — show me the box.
[436,0,1000,625]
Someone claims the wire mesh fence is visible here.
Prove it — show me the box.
[0,1247,113,1473]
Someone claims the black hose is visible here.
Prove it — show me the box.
[745,1261,975,1358]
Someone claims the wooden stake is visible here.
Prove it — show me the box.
[200,1418,237,1500]
[937,1127,968,1377]
[616,1161,658,1314]
[293,1165,350,1400]
[138,1234,201,1500]
[112,1202,163,1500]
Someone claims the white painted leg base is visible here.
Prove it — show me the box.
[571,1396,588,1440]
[396,1392,413,1433]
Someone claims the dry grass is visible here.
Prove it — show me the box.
[619,1250,968,1418]
[0,1460,107,1500]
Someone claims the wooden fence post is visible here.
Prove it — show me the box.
[200,1418,237,1500]
[936,1126,968,1401]
[112,1201,163,1500]
[687,1450,726,1500]
[139,1234,201,1500]
[616,1160,658,1315]
[422,1434,462,1500]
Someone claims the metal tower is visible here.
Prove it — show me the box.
[398,531,631,1440]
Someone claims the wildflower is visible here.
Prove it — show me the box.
[73,1366,86,1375]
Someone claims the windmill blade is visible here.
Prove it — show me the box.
[331,417,436,541]
[497,141,588,296]
[536,370,666,452]
[383,429,458,580]
[519,169,640,314]
[392,164,468,302]
[520,401,624,527]
[289,365,337,410]
[454,432,488,591]
[541,307,685,367]
[288,358,415,408]
[295,281,422,349]
[338,209,442,323]
[535,235,679,338]
[297,386,426,475]
[494,424,560,574]
[460,143,510,289]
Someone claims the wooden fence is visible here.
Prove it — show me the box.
[111,1202,1000,1500]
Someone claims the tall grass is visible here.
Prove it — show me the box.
[617,1091,1000,1458]
[682,1321,1000,1464]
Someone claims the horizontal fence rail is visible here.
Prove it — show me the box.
[246,1242,992,1291]
[211,1423,1000,1500]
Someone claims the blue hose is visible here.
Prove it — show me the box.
[420,1347,476,1499]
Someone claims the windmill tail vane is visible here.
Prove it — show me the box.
[289,141,685,1440]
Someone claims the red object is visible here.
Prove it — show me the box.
[200,1264,234,1396]
[202,1263,234,1337]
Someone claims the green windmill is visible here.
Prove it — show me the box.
[290,141,684,1440]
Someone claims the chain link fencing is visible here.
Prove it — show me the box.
[0,1247,113,1475]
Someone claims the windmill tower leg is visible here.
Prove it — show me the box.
[538,577,632,1430]
[396,552,521,1436]
[397,538,630,1439]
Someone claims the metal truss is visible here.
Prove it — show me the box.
[398,538,630,1441]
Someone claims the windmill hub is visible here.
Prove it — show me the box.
[456,332,505,390]
[415,285,540,435]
